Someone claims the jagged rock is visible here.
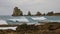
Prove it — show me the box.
[35,11,42,16]
[46,11,60,16]
[27,11,31,16]
[46,11,54,16]
[12,7,23,16]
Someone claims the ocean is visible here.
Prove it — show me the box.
[0,16,60,25]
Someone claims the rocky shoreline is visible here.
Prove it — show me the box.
[0,22,60,34]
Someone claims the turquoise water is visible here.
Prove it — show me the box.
[0,16,60,21]
[0,16,60,24]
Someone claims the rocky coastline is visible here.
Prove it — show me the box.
[0,22,60,34]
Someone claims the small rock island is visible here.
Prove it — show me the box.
[12,7,23,16]
[12,7,60,16]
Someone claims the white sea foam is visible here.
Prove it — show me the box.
[18,17,29,22]
[16,18,29,22]
[0,26,17,30]
[8,19,17,22]
[0,20,8,25]
[8,17,29,22]
[31,17,47,20]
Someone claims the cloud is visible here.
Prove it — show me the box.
[0,0,60,15]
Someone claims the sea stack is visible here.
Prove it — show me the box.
[35,11,42,16]
[46,11,54,16]
[12,7,23,16]
[27,11,31,16]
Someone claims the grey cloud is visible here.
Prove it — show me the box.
[0,0,60,15]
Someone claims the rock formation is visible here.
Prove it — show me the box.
[0,23,60,34]
[27,11,31,16]
[46,11,54,16]
[12,7,60,16]
[12,7,23,16]
[35,11,42,16]
[46,11,60,16]
[54,13,60,16]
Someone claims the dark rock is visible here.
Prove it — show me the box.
[12,7,23,16]
[27,11,32,16]
[46,11,54,16]
[35,11,42,16]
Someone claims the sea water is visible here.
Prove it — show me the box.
[0,15,60,25]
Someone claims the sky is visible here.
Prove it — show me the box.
[0,0,60,15]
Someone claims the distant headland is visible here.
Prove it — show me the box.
[12,7,60,16]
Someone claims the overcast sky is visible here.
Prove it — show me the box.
[0,0,60,15]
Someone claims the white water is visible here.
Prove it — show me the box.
[0,16,59,30]
[0,20,17,30]
[0,20,8,25]
[0,17,47,25]
[8,17,29,22]
[31,17,47,20]
[0,26,17,30]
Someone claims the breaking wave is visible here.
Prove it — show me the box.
[31,17,47,20]
[0,20,8,25]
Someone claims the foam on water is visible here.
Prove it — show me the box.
[7,19,17,22]
[31,17,47,20]
[0,26,17,30]
[7,17,29,23]
[0,20,8,25]
[16,19,29,22]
